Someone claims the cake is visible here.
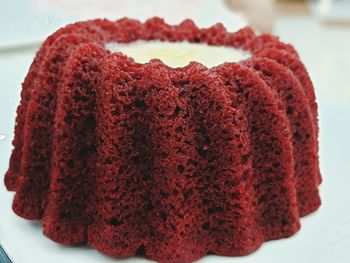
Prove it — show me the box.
[4,18,321,263]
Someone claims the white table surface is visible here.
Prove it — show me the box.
[1,2,350,263]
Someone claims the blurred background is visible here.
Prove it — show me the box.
[1,0,350,263]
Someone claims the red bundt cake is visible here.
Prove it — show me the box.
[4,18,321,262]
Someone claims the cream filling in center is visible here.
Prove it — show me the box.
[105,40,250,68]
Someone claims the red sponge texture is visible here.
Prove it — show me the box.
[5,18,321,263]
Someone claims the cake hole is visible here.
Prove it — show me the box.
[201,222,210,230]
[142,174,152,180]
[230,192,239,199]
[218,219,225,225]
[272,162,280,168]
[160,191,169,197]
[212,184,221,191]
[135,100,148,110]
[160,212,168,221]
[179,81,190,87]
[131,155,141,165]
[64,113,73,124]
[175,126,183,134]
[262,69,273,77]
[136,245,146,256]
[208,207,224,214]
[177,165,185,174]
[202,199,209,205]
[251,126,258,133]
[109,217,123,226]
[293,132,302,141]
[286,106,293,115]
[146,202,155,211]
[253,64,261,71]
[173,106,181,116]
[286,94,294,101]
[240,154,250,164]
